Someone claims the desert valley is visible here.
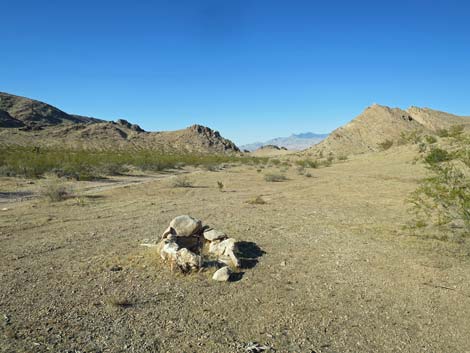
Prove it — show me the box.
[1,91,470,352]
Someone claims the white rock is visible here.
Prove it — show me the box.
[169,215,202,236]
[212,266,232,282]
[175,248,201,271]
[203,229,227,241]
[208,238,240,268]
[158,239,179,261]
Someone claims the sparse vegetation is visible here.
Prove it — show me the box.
[408,133,470,239]
[264,173,287,182]
[424,135,437,144]
[0,145,268,179]
[171,175,193,188]
[295,159,318,168]
[40,178,70,202]
[217,181,224,191]
[337,155,348,161]
[246,195,267,205]
[106,296,132,308]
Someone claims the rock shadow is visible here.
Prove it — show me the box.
[237,241,266,270]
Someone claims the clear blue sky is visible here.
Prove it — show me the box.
[2,0,470,145]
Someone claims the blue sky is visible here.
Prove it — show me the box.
[2,0,470,145]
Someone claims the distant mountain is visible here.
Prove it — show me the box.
[306,104,470,157]
[241,132,328,151]
[0,92,239,154]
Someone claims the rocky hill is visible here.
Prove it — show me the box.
[0,92,239,154]
[241,132,328,151]
[307,104,470,157]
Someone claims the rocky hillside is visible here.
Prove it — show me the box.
[241,132,328,151]
[307,104,470,157]
[0,92,239,154]
[0,92,103,127]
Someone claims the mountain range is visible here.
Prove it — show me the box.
[0,92,239,154]
[241,132,329,151]
[2,91,470,157]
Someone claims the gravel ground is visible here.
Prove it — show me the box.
[1,148,470,353]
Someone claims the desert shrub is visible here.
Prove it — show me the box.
[106,296,132,308]
[305,172,313,178]
[424,148,450,165]
[204,164,219,172]
[171,175,193,188]
[264,173,287,182]
[321,156,334,167]
[337,155,348,161]
[449,124,465,138]
[399,130,423,145]
[295,159,318,169]
[247,195,266,205]
[217,181,224,191]
[95,163,128,176]
[424,135,437,144]
[436,129,449,137]
[270,158,281,166]
[296,166,305,175]
[40,178,70,202]
[378,139,394,151]
[408,133,470,238]
[0,165,16,177]
[0,146,268,179]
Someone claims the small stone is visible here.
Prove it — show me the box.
[1,208,8,211]
[280,261,287,267]
[203,229,227,241]
[110,265,123,272]
[169,215,202,236]
[212,266,232,282]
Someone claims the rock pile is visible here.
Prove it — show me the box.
[155,215,240,281]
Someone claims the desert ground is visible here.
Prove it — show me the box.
[1,147,470,353]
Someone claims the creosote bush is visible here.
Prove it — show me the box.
[171,175,193,188]
[0,145,268,179]
[408,131,470,239]
[264,173,287,182]
[40,178,70,202]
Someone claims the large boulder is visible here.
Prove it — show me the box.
[169,215,202,236]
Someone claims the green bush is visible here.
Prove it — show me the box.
[424,148,450,165]
[295,159,318,169]
[408,134,470,238]
[0,146,268,179]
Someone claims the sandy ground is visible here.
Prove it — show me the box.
[1,148,470,353]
